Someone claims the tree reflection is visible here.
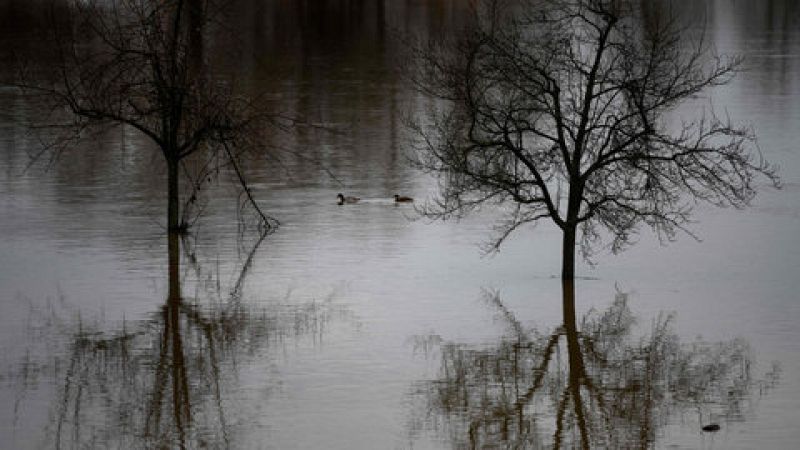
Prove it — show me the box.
[410,289,780,449]
[13,231,350,449]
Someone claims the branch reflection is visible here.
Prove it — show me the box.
[15,230,351,449]
[410,289,780,449]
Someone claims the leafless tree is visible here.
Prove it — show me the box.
[20,0,283,237]
[408,0,779,298]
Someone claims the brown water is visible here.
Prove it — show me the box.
[0,1,799,448]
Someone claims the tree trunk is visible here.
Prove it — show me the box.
[561,223,589,448]
[561,224,577,327]
[167,157,180,232]
[167,158,181,301]
[168,230,181,301]
[561,224,576,281]
[168,293,190,446]
[563,276,590,449]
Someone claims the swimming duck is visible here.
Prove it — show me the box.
[394,194,414,203]
[337,193,360,205]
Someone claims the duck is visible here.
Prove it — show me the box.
[337,193,360,205]
[394,194,414,203]
[701,423,720,432]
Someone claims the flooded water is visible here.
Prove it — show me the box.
[0,0,799,448]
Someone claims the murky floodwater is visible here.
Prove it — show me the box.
[1,0,799,448]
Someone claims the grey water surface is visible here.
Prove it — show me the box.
[0,1,799,449]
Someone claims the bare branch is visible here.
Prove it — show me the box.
[406,0,778,261]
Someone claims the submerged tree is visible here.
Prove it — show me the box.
[408,0,779,302]
[16,0,294,301]
[21,0,280,236]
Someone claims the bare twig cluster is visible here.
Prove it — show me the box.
[410,291,769,449]
[19,0,281,233]
[409,0,779,268]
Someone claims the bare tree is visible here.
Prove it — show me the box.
[408,0,779,298]
[20,0,281,236]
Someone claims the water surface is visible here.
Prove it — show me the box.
[1,1,799,448]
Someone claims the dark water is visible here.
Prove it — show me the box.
[0,0,799,448]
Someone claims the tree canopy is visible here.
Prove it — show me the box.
[409,0,779,271]
[21,0,282,234]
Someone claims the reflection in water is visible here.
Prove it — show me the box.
[8,231,351,449]
[410,290,780,449]
[0,1,798,448]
